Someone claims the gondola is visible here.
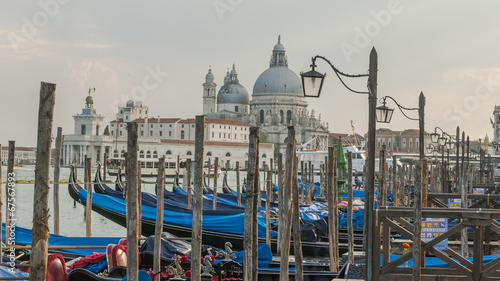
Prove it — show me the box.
[70,169,360,257]
[115,167,124,192]
[222,172,233,194]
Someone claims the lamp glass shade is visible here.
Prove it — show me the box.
[431,132,439,143]
[446,141,452,150]
[375,105,394,123]
[439,136,447,146]
[301,69,325,98]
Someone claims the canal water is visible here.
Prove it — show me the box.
[1,165,249,238]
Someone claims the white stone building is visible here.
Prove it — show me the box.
[62,96,273,169]
[204,37,329,154]
[1,147,37,164]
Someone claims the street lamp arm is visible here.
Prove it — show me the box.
[380,96,420,122]
[311,55,370,95]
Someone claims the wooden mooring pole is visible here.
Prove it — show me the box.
[213,157,218,210]
[280,127,295,281]
[85,156,92,237]
[30,82,56,281]
[244,127,259,281]
[236,161,241,207]
[6,141,15,243]
[276,153,283,254]
[138,161,142,237]
[191,116,205,281]
[347,151,354,264]
[187,159,192,210]
[327,146,339,272]
[292,156,303,281]
[126,122,139,281]
[266,170,272,248]
[53,127,62,235]
[153,157,165,273]
[0,145,2,261]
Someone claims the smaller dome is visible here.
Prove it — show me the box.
[223,71,230,83]
[230,64,238,76]
[126,100,134,108]
[205,68,214,80]
[273,43,285,51]
[86,95,94,104]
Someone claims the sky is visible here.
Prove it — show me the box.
[1,0,500,147]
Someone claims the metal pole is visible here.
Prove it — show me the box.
[366,47,378,281]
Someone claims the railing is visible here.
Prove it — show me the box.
[374,207,500,281]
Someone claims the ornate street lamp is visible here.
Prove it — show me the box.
[375,99,394,123]
[431,131,440,144]
[301,66,326,98]
[301,50,378,279]
[375,94,425,160]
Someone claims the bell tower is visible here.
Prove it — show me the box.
[203,68,217,115]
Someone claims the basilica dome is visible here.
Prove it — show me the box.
[252,37,303,96]
[217,64,249,105]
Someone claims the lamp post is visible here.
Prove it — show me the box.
[301,48,378,281]
[431,128,455,193]
[375,92,425,280]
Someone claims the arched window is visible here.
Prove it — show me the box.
[186,151,192,156]
[262,154,267,158]
[207,152,212,156]
[166,150,172,155]
[113,149,119,158]
[259,110,264,124]
[146,151,151,158]
[181,130,185,139]
[226,152,231,157]
[286,110,292,125]
[139,150,144,158]
[121,150,126,158]
[280,110,284,124]
[153,151,158,158]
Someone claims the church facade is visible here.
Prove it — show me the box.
[203,38,330,154]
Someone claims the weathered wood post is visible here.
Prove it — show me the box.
[244,127,259,281]
[236,161,241,207]
[126,122,139,281]
[103,152,108,182]
[270,158,274,202]
[53,127,63,235]
[301,160,305,203]
[6,141,15,243]
[266,170,272,248]
[207,157,211,187]
[461,161,469,257]
[309,161,314,201]
[30,82,56,281]
[320,163,325,198]
[213,157,218,210]
[292,156,304,281]
[154,157,165,273]
[412,159,425,280]
[85,156,92,237]
[347,151,354,264]
[280,127,295,281]
[187,159,192,210]
[0,145,2,261]
[392,155,398,207]
[137,161,142,236]
[191,116,205,281]
[276,153,283,254]
[327,146,339,272]
[378,146,386,208]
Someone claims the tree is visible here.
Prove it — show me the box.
[104,125,110,136]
